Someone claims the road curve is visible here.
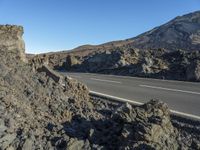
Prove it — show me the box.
[61,72,200,117]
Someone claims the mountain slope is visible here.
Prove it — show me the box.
[67,10,200,53]
[128,10,200,51]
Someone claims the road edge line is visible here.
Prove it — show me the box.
[89,90,200,121]
[90,90,143,105]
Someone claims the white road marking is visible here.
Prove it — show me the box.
[90,90,142,105]
[83,73,200,85]
[90,90,200,120]
[90,78,121,84]
[139,84,200,95]
[170,110,200,120]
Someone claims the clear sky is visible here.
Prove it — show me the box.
[0,0,200,54]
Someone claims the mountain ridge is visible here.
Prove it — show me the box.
[61,10,200,54]
[31,10,200,57]
[127,10,200,51]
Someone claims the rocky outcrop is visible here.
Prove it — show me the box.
[0,25,26,62]
[112,100,178,149]
[0,64,93,149]
[0,24,94,149]
[65,55,80,70]
[64,48,200,81]
[37,65,63,83]
[186,60,200,81]
[56,100,177,149]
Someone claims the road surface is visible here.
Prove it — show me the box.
[61,72,200,117]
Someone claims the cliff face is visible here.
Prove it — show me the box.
[0,25,26,62]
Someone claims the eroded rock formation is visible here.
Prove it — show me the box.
[0,25,26,62]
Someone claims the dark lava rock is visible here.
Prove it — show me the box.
[186,60,200,81]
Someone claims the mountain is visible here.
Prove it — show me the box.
[67,10,200,53]
[128,10,200,51]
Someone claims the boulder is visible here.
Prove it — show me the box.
[65,55,80,70]
[186,60,200,81]
[112,103,136,123]
[37,65,63,83]
[133,100,178,149]
[22,138,33,150]
[0,25,26,62]
[66,138,91,150]
[0,133,16,149]
[113,100,178,149]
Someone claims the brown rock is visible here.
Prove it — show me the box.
[65,55,80,70]
[37,65,63,83]
[186,60,200,81]
[0,25,26,62]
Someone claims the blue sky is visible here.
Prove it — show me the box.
[0,0,200,54]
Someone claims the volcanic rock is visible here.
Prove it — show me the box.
[0,25,94,149]
[112,100,178,149]
[62,48,200,81]
[186,60,200,81]
[1,24,200,149]
[0,25,26,62]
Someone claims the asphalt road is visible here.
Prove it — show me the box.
[61,72,200,117]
